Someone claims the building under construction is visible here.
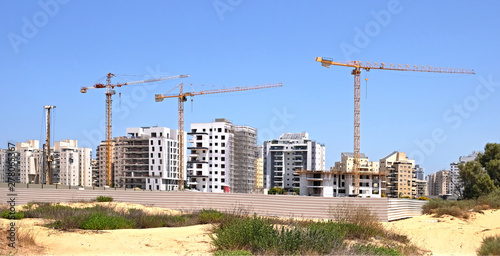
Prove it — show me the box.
[187,119,257,193]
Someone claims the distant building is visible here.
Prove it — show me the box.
[415,164,425,181]
[0,139,92,186]
[416,180,428,198]
[186,119,256,193]
[263,133,325,192]
[449,151,480,197]
[380,151,417,198]
[427,170,451,196]
[254,145,264,192]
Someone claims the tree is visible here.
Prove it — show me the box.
[459,160,496,199]
[478,143,500,187]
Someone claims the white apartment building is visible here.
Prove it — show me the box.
[187,119,256,193]
[0,139,92,186]
[263,133,325,191]
[98,127,186,190]
[449,151,480,197]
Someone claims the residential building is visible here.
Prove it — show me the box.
[263,133,325,192]
[449,151,480,197]
[254,145,264,192]
[415,164,425,181]
[299,170,335,197]
[91,159,99,187]
[427,170,451,196]
[0,139,92,186]
[416,180,428,198]
[380,151,417,198]
[328,152,383,198]
[97,127,185,190]
[187,119,256,193]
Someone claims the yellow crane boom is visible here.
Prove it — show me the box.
[316,57,475,196]
[81,73,189,187]
[155,82,283,191]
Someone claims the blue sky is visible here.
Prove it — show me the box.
[1,1,499,176]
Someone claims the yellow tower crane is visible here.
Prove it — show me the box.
[81,73,189,187]
[315,57,475,196]
[155,82,283,191]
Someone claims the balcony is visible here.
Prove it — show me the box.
[188,146,208,150]
[187,131,208,135]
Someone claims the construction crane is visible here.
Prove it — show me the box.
[155,82,283,191]
[81,73,189,187]
[44,105,56,185]
[315,57,475,196]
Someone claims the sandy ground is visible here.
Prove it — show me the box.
[2,202,500,255]
[385,209,500,256]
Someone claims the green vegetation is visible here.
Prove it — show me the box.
[459,143,500,199]
[417,196,430,200]
[213,249,253,256]
[198,209,225,224]
[477,235,500,256]
[1,210,24,220]
[267,187,285,195]
[422,190,500,218]
[96,196,114,202]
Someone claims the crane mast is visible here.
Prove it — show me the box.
[316,57,475,196]
[44,105,56,185]
[155,82,283,191]
[81,73,189,187]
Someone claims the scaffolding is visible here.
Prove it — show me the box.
[231,126,257,194]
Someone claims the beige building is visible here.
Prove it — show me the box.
[427,170,451,196]
[380,151,417,198]
[254,145,264,192]
[416,180,428,198]
[329,152,385,198]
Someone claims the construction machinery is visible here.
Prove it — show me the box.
[315,57,475,196]
[81,73,189,187]
[44,105,56,184]
[155,82,283,191]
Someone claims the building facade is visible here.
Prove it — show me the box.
[97,127,185,190]
[380,151,417,198]
[254,145,264,192]
[263,133,325,192]
[187,119,256,193]
[427,170,451,196]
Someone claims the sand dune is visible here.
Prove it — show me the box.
[2,203,500,255]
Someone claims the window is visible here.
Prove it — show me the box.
[150,153,153,158]
[160,132,163,137]
[215,157,218,160]
[221,157,225,161]
[202,185,206,188]
[152,147,155,151]
[215,178,218,181]
[160,159,162,164]
[215,164,218,167]
[150,166,153,170]
[221,164,225,168]
[215,143,218,146]
[215,135,218,139]
[150,141,153,145]
[215,150,218,153]
[209,143,212,146]
[158,153,161,158]
[221,150,225,154]
[221,135,225,140]
[218,128,222,132]
[158,140,161,145]
[159,147,162,152]
[151,132,157,138]
[215,171,218,174]
[202,178,206,181]
[210,136,212,139]
[221,143,225,147]
[209,157,213,160]
[209,178,212,181]
[221,178,225,182]
[158,166,161,171]
[221,171,225,175]
[152,159,155,164]
[215,185,218,189]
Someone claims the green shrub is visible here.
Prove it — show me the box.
[1,210,24,220]
[213,249,253,256]
[211,214,346,255]
[478,235,500,256]
[198,209,225,224]
[80,212,134,230]
[417,196,430,200]
[96,196,114,202]
[354,244,401,256]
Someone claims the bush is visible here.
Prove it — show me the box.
[1,210,24,220]
[198,209,225,224]
[96,196,114,202]
[477,235,500,256]
[417,196,430,200]
[80,212,134,230]
[211,214,346,255]
[354,244,401,256]
[213,249,253,256]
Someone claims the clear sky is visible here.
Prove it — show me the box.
[1,1,499,176]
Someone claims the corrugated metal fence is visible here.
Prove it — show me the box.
[0,187,426,222]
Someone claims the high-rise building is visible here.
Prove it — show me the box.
[380,151,417,198]
[449,151,480,197]
[263,133,325,192]
[427,170,451,196]
[415,164,425,181]
[254,145,264,192]
[0,139,92,186]
[186,119,256,193]
[96,127,185,190]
